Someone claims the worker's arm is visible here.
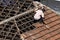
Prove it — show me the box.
[40,15,49,29]
[40,15,46,25]
[41,10,45,18]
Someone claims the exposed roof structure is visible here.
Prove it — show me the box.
[0,0,60,40]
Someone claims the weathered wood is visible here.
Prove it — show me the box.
[0,9,34,25]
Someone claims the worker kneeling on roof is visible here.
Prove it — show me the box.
[34,5,46,24]
[34,7,44,20]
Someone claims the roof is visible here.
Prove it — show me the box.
[0,0,60,40]
[22,6,60,40]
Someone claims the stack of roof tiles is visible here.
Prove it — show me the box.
[0,0,60,40]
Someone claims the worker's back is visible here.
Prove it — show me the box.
[34,9,44,20]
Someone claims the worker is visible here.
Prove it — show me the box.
[33,5,49,29]
[33,6,46,25]
[33,1,49,29]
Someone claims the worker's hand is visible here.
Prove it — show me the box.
[40,15,45,19]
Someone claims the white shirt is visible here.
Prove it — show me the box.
[34,9,44,20]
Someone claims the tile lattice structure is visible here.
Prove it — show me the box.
[0,0,35,40]
[0,0,60,40]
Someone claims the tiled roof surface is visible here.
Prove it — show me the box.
[0,0,60,40]
[22,6,60,40]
